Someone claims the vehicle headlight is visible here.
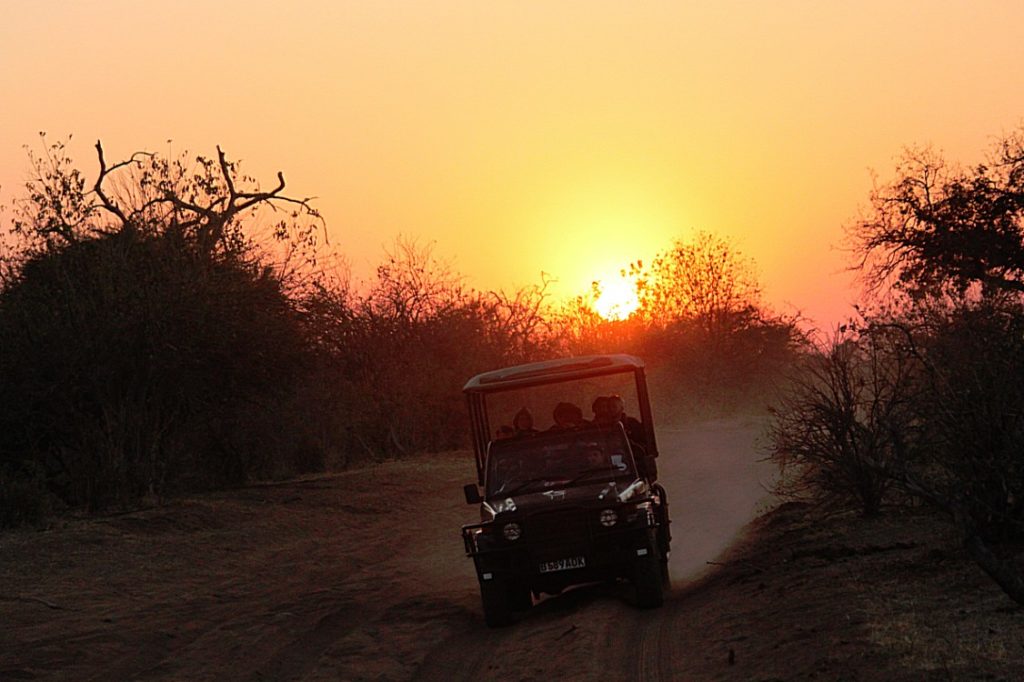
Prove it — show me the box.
[636,501,655,525]
[599,509,618,527]
[466,526,492,552]
[492,497,517,514]
[617,479,649,503]
[502,522,522,541]
[624,501,655,525]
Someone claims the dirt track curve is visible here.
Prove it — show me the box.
[414,417,773,681]
[0,417,772,681]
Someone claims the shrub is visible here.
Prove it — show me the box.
[767,327,918,517]
[0,465,52,528]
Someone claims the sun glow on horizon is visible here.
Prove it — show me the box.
[592,276,640,321]
[2,2,1022,330]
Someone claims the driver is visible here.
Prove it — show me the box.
[582,448,607,470]
[608,394,656,479]
[608,394,644,444]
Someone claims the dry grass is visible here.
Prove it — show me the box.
[716,503,1024,680]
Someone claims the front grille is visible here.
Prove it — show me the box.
[523,508,593,550]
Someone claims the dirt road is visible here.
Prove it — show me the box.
[414,415,774,681]
[0,417,772,681]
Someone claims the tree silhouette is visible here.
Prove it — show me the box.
[853,127,1024,299]
[0,136,325,510]
[810,125,1024,605]
[634,230,762,334]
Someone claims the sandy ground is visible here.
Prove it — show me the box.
[3,416,1021,680]
[0,416,771,680]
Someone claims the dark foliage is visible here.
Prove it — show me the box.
[294,239,558,462]
[0,137,327,514]
[909,301,1024,541]
[768,327,917,517]
[774,125,1024,605]
[854,130,1024,298]
[0,205,314,509]
[0,137,800,526]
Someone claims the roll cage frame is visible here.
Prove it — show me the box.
[463,354,659,486]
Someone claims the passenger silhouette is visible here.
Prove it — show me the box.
[512,408,538,437]
[549,402,586,430]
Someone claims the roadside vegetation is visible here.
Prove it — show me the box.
[768,126,1024,606]
[0,135,798,526]
[3,125,1023,679]
[8,123,1020,621]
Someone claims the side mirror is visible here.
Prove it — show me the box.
[463,483,482,505]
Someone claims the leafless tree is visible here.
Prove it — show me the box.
[768,326,919,517]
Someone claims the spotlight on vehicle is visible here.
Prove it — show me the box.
[599,509,618,527]
[502,522,522,541]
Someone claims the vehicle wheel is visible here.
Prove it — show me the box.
[510,582,533,612]
[634,549,664,609]
[653,484,672,547]
[657,525,671,586]
[480,579,514,627]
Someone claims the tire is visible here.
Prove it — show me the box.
[510,582,533,612]
[634,548,664,609]
[653,484,672,549]
[480,579,514,627]
[657,525,671,587]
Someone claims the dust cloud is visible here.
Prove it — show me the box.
[654,415,776,582]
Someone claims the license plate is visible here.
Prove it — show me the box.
[539,556,586,573]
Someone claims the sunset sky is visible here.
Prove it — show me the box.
[3,1,1023,329]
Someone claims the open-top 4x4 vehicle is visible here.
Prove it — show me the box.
[461,354,671,627]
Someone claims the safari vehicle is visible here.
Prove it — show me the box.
[461,354,671,627]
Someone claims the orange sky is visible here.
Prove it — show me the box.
[3,1,1023,329]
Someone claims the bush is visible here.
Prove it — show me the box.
[911,301,1024,542]
[767,327,918,517]
[0,138,327,512]
[0,465,53,528]
[0,137,804,525]
[0,227,319,508]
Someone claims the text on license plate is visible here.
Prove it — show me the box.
[539,556,586,573]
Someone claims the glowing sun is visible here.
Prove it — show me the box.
[593,277,640,320]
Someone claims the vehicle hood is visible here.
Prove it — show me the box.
[483,478,645,519]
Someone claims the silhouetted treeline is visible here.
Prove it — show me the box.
[294,238,557,464]
[0,137,799,525]
[768,126,1024,605]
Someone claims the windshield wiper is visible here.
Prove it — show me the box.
[497,476,558,497]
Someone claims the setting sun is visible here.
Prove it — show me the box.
[592,276,640,321]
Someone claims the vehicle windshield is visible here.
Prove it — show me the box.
[484,426,638,498]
